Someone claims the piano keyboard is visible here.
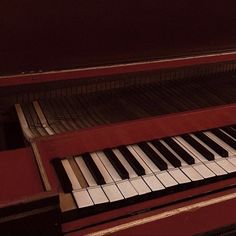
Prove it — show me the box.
[15,75,236,139]
[53,125,236,214]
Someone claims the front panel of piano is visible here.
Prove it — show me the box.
[1,1,236,235]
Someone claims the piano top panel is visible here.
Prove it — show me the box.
[1,0,236,77]
[0,147,44,205]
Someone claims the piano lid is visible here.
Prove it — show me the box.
[1,0,236,76]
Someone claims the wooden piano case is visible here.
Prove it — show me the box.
[1,1,236,235]
[0,148,60,235]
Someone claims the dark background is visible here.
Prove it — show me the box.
[0,0,236,75]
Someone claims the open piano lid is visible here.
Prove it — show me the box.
[1,0,236,76]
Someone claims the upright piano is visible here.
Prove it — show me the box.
[1,1,236,235]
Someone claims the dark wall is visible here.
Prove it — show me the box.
[1,0,236,75]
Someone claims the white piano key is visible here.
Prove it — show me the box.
[149,141,192,183]
[87,186,109,205]
[160,140,195,170]
[175,136,216,178]
[180,166,204,181]
[220,128,236,140]
[147,142,174,169]
[227,156,236,167]
[127,145,152,174]
[174,136,205,163]
[156,171,178,187]
[96,151,122,182]
[90,152,124,201]
[112,148,151,194]
[164,137,197,166]
[130,177,151,195]
[74,156,97,186]
[131,144,160,172]
[102,183,124,202]
[190,134,220,158]
[168,169,191,184]
[61,159,81,190]
[174,136,201,163]
[116,180,138,198]
[189,135,228,176]
[193,163,215,178]
[159,140,185,164]
[113,149,137,178]
[205,162,227,176]
[73,189,94,208]
[90,152,113,183]
[215,159,236,173]
[205,131,236,156]
[142,174,165,191]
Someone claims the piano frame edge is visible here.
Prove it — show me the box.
[0,51,236,87]
[0,147,61,235]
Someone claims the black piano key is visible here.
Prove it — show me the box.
[103,149,129,179]
[82,153,106,185]
[194,132,228,157]
[211,129,236,150]
[163,137,195,165]
[222,127,236,140]
[118,146,146,176]
[51,158,72,193]
[181,134,215,161]
[138,142,168,171]
[151,140,182,167]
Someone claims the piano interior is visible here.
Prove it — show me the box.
[1,62,236,141]
[1,1,236,235]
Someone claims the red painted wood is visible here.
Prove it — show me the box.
[36,104,236,158]
[109,197,236,236]
[0,147,44,205]
[63,188,236,235]
[61,178,236,234]
[0,52,236,87]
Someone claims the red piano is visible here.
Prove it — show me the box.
[1,1,236,235]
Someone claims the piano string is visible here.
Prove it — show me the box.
[15,69,236,139]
